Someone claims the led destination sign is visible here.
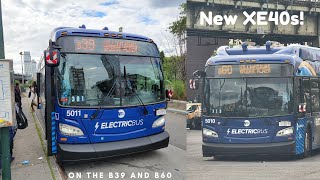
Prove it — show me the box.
[218,64,271,75]
[207,64,292,77]
[58,36,159,56]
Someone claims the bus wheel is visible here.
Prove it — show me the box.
[55,154,63,166]
[304,128,312,158]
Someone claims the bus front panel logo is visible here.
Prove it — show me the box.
[244,120,250,127]
[118,109,125,118]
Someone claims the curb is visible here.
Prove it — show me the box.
[23,94,63,180]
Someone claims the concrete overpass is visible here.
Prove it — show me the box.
[186,0,320,100]
[14,73,32,84]
[187,0,320,44]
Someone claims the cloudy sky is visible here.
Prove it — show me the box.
[2,0,184,73]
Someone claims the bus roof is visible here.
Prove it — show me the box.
[207,45,320,66]
[225,47,283,55]
[50,26,152,43]
[206,54,296,66]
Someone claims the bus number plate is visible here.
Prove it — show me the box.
[205,119,215,124]
[66,110,81,117]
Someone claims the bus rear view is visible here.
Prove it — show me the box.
[38,26,169,164]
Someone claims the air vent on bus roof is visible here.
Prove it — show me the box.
[126,35,149,41]
[259,59,281,62]
[71,32,100,35]
[215,60,237,63]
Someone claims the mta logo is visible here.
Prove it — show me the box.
[118,109,125,118]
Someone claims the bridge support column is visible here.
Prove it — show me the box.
[316,15,320,47]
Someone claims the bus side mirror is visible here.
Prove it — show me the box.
[44,49,60,67]
[298,103,306,113]
[189,79,199,90]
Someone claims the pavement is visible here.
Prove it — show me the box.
[8,95,62,180]
[186,129,320,180]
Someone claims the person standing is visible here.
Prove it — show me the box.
[14,82,21,108]
[29,81,37,112]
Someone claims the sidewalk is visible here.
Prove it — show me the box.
[8,96,62,180]
[167,99,188,111]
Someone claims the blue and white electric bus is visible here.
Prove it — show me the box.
[190,43,320,158]
[36,26,169,164]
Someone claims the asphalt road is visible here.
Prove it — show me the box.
[186,129,320,180]
[35,108,187,180]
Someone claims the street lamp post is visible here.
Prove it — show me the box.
[19,52,24,84]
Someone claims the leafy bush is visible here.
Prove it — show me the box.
[171,80,186,100]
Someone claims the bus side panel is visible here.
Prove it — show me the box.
[312,117,320,150]
[45,66,55,156]
[295,118,307,155]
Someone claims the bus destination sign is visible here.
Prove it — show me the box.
[75,38,138,54]
[209,63,292,77]
[58,36,159,56]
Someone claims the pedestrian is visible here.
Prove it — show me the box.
[29,81,37,112]
[168,89,173,100]
[14,82,22,108]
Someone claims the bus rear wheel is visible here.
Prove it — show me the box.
[304,128,312,158]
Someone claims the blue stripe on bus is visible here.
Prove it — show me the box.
[51,112,57,154]
[296,118,307,155]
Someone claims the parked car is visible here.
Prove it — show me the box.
[186,102,202,129]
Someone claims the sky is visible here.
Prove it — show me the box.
[2,0,184,74]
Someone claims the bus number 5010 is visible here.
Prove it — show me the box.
[66,110,81,117]
[205,119,215,124]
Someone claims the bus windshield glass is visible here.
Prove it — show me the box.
[57,53,165,107]
[205,77,294,117]
[206,78,293,117]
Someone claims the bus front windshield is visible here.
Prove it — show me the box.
[205,77,293,117]
[57,53,165,107]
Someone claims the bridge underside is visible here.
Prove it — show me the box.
[187,28,317,45]
[186,0,320,101]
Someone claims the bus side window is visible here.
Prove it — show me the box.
[311,78,320,114]
[302,78,311,113]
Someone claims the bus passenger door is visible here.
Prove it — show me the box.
[310,78,320,149]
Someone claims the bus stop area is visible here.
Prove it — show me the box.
[8,93,187,180]
[8,94,62,180]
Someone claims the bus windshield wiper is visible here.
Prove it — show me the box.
[91,56,118,119]
[90,79,118,119]
[123,65,148,115]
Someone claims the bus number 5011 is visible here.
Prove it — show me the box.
[66,110,81,117]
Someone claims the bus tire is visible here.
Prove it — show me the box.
[304,127,312,158]
[55,154,63,166]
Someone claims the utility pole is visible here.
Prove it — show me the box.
[0,0,12,179]
[19,52,24,84]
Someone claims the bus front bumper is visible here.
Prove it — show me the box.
[202,141,296,157]
[57,131,169,163]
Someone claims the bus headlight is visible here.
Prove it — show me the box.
[152,117,165,128]
[203,128,218,137]
[276,127,293,136]
[59,123,84,136]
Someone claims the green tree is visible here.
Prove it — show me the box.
[168,3,186,50]
[168,3,186,81]
[160,51,165,64]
